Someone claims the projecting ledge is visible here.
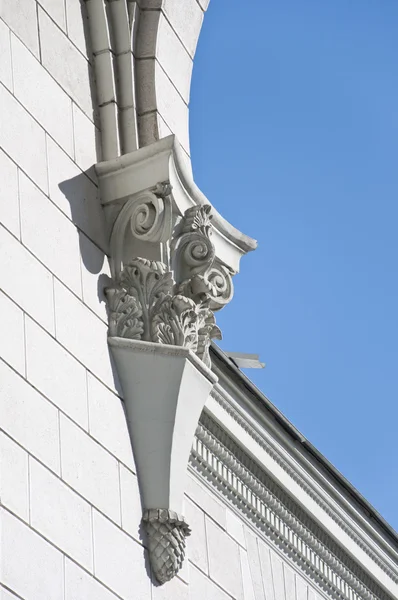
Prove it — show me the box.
[108,337,217,583]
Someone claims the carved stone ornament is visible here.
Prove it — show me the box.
[95,138,255,585]
[142,510,191,585]
[104,201,225,583]
[105,204,224,367]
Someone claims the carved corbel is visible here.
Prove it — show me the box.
[108,181,173,279]
[95,138,255,584]
[103,204,222,583]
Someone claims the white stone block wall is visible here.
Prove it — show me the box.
[0,2,339,600]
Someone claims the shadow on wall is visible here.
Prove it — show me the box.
[59,178,153,583]
[54,2,126,395]
[58,170,123,397]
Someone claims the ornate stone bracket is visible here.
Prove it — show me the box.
[105,203,224,367]
[95,136,255,583]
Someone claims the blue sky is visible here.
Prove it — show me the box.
[189,0,398,530]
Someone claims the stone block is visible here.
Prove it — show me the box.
[136,59,190,154]
[206,518,243,599]
[157,15,193,103]
[60,415,121,523]
[39,8,93,118]
[38,0,66,31]
[0,433,29,521]
[1,509,64,600]
[257,541,275,600]
[93,510,151,600]
[186,474,226,529]
[226,509,246,548]
[189,565,232,600]
[46,137,107,251]
[65,558,120,600]
[0,225,55,333]
[30,459,93,570]
[197,0,210,10]
[65,0,89,58]
[270,550,284,600]
[54,279,116,390]
[72,102,100,176]
[137,12,193,104]
[11,33,73,156]
[0,587,21,599]
[163,0,203,57]
[240,548,256,600]
[245,530,265,600]
[0,0,39,57]
[0,85,47,193]
[0,291,25,375]
[0,19,12,91]
[25,316,88,428]
[0,360,60,474]
[137,110,172,148]
[119,464,142,541]
[185,498,208,574]
[87,373,134,469]
[154,61,190,154]
[296,575,309,600]
[19,172,83,297]
[0,149,19,238]
[283,564,296,599]
[152,575,189,600]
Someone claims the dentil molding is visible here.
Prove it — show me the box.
[191,413,395,600]
[95,136,255,583]
[208,386,398,590]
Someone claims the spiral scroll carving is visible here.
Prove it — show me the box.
[207,261,234,311]
[109,182,173,278]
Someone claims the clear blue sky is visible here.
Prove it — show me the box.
[189,0,398,530]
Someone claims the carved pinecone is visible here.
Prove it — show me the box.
[143,509,191,584]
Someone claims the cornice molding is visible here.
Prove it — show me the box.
[191,415,394,600]
[209,387,398,589]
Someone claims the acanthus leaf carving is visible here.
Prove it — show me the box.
[105,287,144,339]
[105,202,232,367]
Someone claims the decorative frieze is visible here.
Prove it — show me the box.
[210,388,398,588]
[190,414,394,600]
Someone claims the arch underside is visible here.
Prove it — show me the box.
[86,0,208,169]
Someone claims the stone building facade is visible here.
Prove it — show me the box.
[0,1,397,600]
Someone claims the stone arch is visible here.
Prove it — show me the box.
[86,0,209,170]
[86,0,256,272]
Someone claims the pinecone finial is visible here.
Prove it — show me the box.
[143,509,191,584]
